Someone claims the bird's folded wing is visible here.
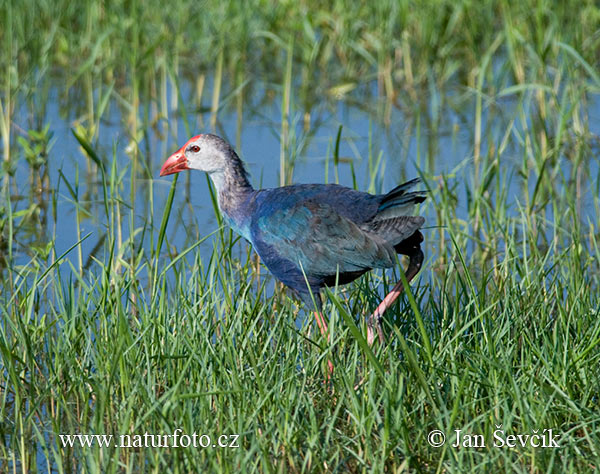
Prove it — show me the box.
[252,200,396,276]
[362,216,425,247]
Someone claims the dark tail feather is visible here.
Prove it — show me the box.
[385,178,421,198]
[378,178,426,212]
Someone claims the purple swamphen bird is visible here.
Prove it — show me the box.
[160,134,426,346]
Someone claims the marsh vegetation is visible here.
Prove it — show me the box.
[1,0,600,471]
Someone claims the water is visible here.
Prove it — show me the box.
[6,77,600,281]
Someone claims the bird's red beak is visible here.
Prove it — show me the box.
[160,149,189,176]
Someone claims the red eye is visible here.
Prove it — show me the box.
[189,145,200,153]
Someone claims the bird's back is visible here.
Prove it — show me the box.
[253,183,381,225]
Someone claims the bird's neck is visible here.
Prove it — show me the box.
[209,153,255,237]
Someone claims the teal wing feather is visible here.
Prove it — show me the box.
[255,200,396,277]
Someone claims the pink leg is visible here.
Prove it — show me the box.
[367,250,424,346]
[314,311,334,379]
[314,311,329,335]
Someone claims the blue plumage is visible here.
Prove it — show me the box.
[244,184,423,304]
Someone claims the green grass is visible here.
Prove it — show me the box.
[1,165,599,472]
[2,0,600,472]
